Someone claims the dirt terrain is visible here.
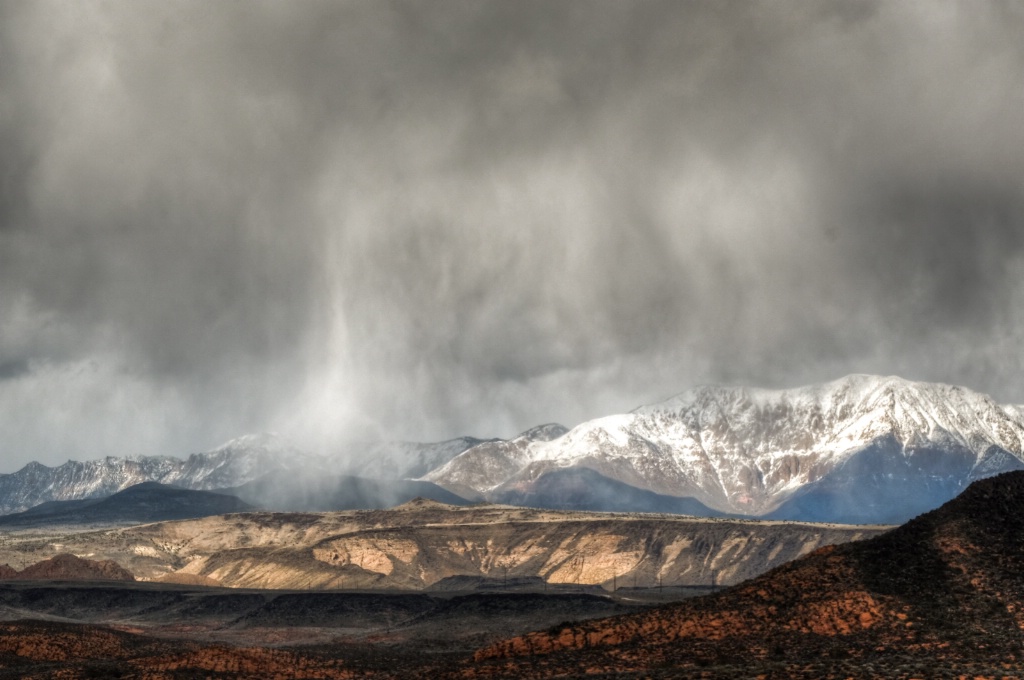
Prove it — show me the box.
[0,499,887,591]
[466,471,1024,678]
[0,475,1021,677]
[0,580,659,679]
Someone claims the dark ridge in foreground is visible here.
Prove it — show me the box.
[0,585,644,679]
[470,471,1024,678]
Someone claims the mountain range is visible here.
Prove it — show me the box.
[2,374,1023,524]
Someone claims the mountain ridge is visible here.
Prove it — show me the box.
[3,374,1024,524]
[425,374,1024,523]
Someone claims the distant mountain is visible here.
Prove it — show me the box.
[332,436,493,480]
[426,375,1024,523]
[477,471,1024,677]
[421,424,569,500]
[0,432,475,516]
[0,482,253,526]
[5,375,1024,524]
[489,467,722,516]
[0,433,309,515]
[220,473,470,512]
[0,456,184,516]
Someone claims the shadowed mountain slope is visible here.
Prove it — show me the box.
[472,471,1024,678]
[219,472,471,512]
[4,554,134,582]
[490,467,722,516]
[0,482,252,527]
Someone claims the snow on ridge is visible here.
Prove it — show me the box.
[426,374,1024,516]
[629,374,1024,455]
[209,431,300,453]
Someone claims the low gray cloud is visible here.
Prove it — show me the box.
[1,1,1023,470]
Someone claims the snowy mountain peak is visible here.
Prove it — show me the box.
[629,374,1021,458]
[427,375,1024,521]
[638,374,999,417]
[209,432,300,454]
[514,423,569,442]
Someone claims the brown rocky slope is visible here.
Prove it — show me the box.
[184,515,882,591]
[1,554,134,582]
[1,501,884,591]
[469,471,1024,678]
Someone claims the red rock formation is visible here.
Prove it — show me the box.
[14,554,135,582]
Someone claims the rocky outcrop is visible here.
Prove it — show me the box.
[6,554,135,582]
[6,503,885,590]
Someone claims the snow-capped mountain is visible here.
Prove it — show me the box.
[419,423,569,500]
[424,375,1024,523]
[5,375,1024,524]
[165,433,319,490]
[0,433,313,515]
[0,432,475,516]
[0,455,182,516]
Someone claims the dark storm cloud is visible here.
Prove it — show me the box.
[845,181,1024,325]
[1,0,1024,469]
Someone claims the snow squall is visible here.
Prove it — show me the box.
[3,375,1024,523]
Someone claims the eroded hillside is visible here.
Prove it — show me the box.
[0,500,887,591]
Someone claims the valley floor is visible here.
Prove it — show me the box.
[0,580,1020,679]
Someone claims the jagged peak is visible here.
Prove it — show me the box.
[513,423,569,442]
[19,461,52,472]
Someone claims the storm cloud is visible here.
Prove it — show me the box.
[2,1,1024,469]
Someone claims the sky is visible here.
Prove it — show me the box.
[2,1,1024,470]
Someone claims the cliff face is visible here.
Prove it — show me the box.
[0,503,886,591]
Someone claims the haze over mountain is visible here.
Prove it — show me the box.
[2,375,1022,525]
[0,483,253,527]
[0,432,471,516]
